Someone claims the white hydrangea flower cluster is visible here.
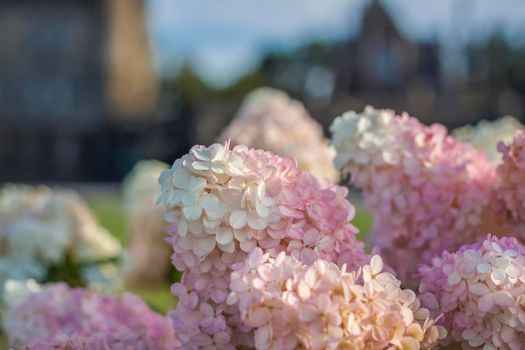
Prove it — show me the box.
[219,87,339,182]
[0,185,122,290]
[2,279,41,310]
[330,106,405,178]
[122,160,171,286]
[453,116,523,164]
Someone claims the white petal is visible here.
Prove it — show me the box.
[257,182,266,199]
[477,263,492,273]
[187,176,206,192]
[172,189,185,203]
[183,204,203,221]
[156,192,168,206]
[247,212,267,230]
[491,242,503,253]
[491,269,506,285]
[462,328,477,340]
[504,249,518,257]
[192,161,211,171]
[255,201,270,218]
[370,255,383,275]
[200,193,226,219]
[178,220,188,237]
[447,271,462,285]
[188,220,203,235]
[478,293,494,312]
[172,168,191,188]
[217,241,235,254]
[299,304,319,322]
[230,210,247,229]
[193,236,216,256]
[164,210,177,223]
[469,282,490,296]
[493,290,514,307]
[216,228,233,245]
[158,169,173,189]
[193,148,211,161]
[254,325,272,349]
[208,143,226,161]
[182,191,200,206]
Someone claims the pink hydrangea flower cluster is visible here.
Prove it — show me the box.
[330,106,500,283]
[228,248,446,349]
[496,130,525,233]
[19,331,169,350]
[157,142,367,348]
[218,87,339,182]
[418,235,525,349]
[3,282,178,349]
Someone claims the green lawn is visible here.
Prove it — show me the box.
[86,194,128,244]
[85,194,176,314]
[353,202,373,242]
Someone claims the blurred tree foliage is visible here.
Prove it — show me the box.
[165,33,525,144]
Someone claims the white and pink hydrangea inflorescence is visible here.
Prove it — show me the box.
[418,235,525,349]
[218,87,339,182]
[0,184,123,290]
[329,106,515,284]
[3,282,178,349]
[228,248,446,350]
[157,142,368,348]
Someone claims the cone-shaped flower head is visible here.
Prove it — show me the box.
[419,235,525,349]
[330,106,498,284]
[219,87,338,182]
[157,142,367,348]
[3,282,178,349]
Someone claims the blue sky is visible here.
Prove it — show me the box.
[145,0,525,86]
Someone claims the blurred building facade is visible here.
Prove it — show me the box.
[0,0,190,182]
[337,0,441,118]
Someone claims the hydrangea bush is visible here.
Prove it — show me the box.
[418,235,525,349]
[0,184,123,290]
[122,160,172,286]
[218,87,338,182]
[229,249,446,349]
[3,282,178,349]
[157,142,367,347]
[4,96,525,350]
